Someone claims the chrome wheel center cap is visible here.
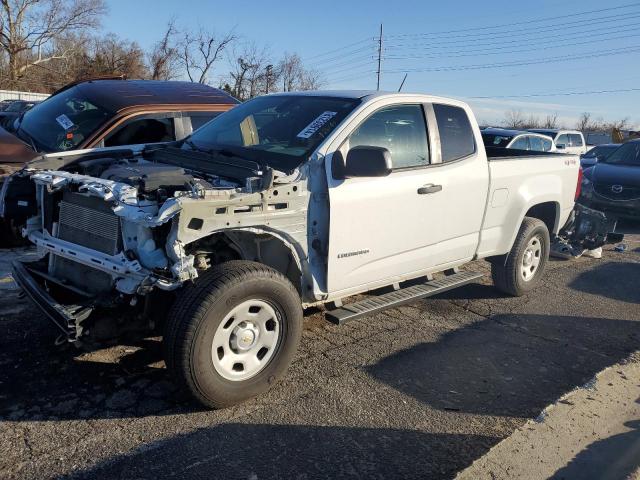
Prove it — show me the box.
[231,322,259,351]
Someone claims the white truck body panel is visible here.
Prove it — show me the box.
[314,93,579,297]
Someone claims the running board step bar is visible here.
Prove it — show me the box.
[325,271,483,325]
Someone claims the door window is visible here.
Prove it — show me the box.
[555,134,569,147]
[510,136,530,150]
[349,104,430,168]
[542,138,553,151]
[433,104,476,162]
[104,117,175,147]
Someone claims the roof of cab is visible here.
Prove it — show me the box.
[66,80,239,111]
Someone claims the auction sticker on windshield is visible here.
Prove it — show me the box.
[297,111,337,139]
[55,114,75,131]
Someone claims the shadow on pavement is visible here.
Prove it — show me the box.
[569,262,640,304]
[67,423,498,480]
[431,282,509,301]
[366,314,640,418]
[551,416,640,480]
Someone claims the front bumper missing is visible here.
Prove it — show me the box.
[27,230,182,293]
[12,260,93,341]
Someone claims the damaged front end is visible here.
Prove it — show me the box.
[10,147,308,344]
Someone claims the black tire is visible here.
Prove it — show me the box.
[163,260,303,409]
[491,217,550,296]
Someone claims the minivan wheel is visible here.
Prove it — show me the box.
[491,217,550,296]
[164,261,303,409]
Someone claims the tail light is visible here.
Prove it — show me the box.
[575,167,583,201]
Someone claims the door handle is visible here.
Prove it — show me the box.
[417,184,442,195]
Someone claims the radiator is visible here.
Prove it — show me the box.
[51,192,122,293]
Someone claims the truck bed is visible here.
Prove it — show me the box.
[485,146,567,160]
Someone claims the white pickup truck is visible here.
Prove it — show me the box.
[1,91,582,408]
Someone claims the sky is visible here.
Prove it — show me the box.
[103,0,640,127]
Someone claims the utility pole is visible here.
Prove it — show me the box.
[376,23,383,91]
[265,64,273,94]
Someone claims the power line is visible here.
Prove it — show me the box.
[383,1,640,39]
[384,29,640,61]
[469,87,640,99]
[307,45,375,69]
[304,38,374,61]
[322,58,376,77]
[383,12,640,49]
[384,45,640,74]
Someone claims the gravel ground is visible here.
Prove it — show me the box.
[0,224,638,480]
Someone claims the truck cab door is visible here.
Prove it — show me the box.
[325,102,489,296]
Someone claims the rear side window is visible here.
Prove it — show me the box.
[433,104,475,162]
[105,117,175,147]
[529,136,544,151]
[569,134,583,147]
[189,113,219,132]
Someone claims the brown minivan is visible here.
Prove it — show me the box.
[0,78,239,177]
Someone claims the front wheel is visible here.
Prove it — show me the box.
[491,217,550,296]
[163,261,303,408]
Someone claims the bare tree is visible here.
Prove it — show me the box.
[278,52,301,92]
[541,113,559,129]
[0,0,106,86]
[277,52,324,92]
[77,33,147,79]
[227,42,262,100]
[575,112,591,131]
[149,20,179,80]
[179,28,235,84]
[503,109,526,129]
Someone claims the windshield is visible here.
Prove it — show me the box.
[187,95,361,171]
[601,142,640,166]
[482,133,514,147]
[18,86,112,152]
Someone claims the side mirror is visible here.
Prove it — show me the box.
[556,144,566,150]
[332,146,392,180]
[594,155,605,163]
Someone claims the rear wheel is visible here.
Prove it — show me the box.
[163,261,302,408]
[491,217,550,296]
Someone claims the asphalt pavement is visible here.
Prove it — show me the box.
[0,225,638,479]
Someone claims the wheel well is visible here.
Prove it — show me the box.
[525,202,559,234]
[185,231,303,294]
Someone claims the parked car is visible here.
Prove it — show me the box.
[528,129,588,155]
[482,128,555,152]
[579,139,640,219]
[0,100,39,129]
[2,91,583,408]
[0,78,239,178]
[0,99,18,111]
[580,143,621,168]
